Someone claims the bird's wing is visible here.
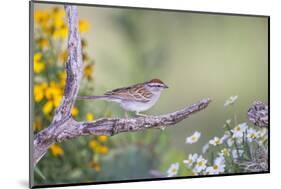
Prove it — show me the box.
[104,83,152,103]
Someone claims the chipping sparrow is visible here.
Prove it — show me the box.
[77,79,168,116]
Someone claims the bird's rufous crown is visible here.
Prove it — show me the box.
[148,79,165,84]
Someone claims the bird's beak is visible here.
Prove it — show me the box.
[164,84,169,89]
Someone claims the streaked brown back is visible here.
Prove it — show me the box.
[104,83,152,103]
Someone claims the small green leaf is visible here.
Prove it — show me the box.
[34,166,46,180]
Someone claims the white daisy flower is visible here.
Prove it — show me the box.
[231,123,248,138]
[224,96,238,107]
[247,128,259,142]
[193,155,207,173]
[219,148,231,157]
[186,131,201,144]
[167,162,179,177]
[183,153,198,167]
[205,166,215,175]
[204,156,226,175]
[209,136,222,146]
[202,143,209,154]
[214,155,225,166]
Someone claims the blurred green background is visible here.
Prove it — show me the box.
[33,3,268,186]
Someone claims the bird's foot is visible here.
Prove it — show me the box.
[136,112,149,117]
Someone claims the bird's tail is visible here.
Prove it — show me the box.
[76,95,109,100]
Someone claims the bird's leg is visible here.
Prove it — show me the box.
[136,112,148,117]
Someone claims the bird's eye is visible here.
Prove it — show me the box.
[149,84,162,88]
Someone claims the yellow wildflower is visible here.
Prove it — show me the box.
[37,38,49,49]
[34,82,47,102]
[54,18,65,29]
[53,24,68,40]
[58,71,67,87]
[34,52,41,60]
[34,10,49,27]
[71,106,79,117]
[34,52,45,74]
[45,81,62,100]
[59,50,68,64]
[98,135,108,142]
[96,145,109,154]
[41,81,64,114]
[52,7,65,19]
[50,144,64,157]
[52,7,65,29]
[89,161,100,172]
[89,139,99,151]
[89,139,109,154]
[83,64,93,79]
[43,100,53,115]
[79,20,90,33]
[86,112,94,121]
[33,118,42,132]
[60,25,68,39]
[53,95,62,108]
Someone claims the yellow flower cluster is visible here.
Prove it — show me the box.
[33,7,97,163]
[34,52,45,74]
[89,160,101,172]
[50,144,64,157]
[36,37,49,49]
[35,81,62,115]
[34,82,47,102]
[83,64,94,80]
[34,78,79,117]
[98,135,108,142]
[88,129,110,171]
[34,10,50,31]
[86,113,109,152]
[35,7,90,40]
[35,7,67,40]
[89,137,109,154]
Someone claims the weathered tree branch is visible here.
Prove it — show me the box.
[247,101,268,128]
[50,98,211,142]
[33,5,83,166]
[33,6,212,166]
[52,5,83,124]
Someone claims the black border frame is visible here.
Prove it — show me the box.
[29,1,270,188]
